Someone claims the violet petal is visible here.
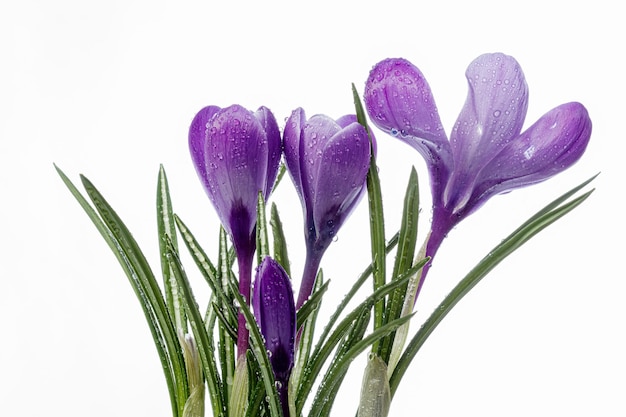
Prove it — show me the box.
[463,102,592,216]
[312,121,370,245]
[252,256,296,383]
[189,105,221,196]
[364,57,453,205]
[445,53,529,212]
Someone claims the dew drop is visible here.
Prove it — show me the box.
[493,110,501,117]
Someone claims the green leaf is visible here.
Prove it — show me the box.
[295,261,425,412]
[165,236,225,417]
[55,165,186,417]
[157,165,187,334]
[389,177,596,397]
[312,305,371,417]
[378,167,420,362]
[353,83,387,349]
[296,274,330,329]
[272,163,287,192]
[217,227,236,404]
[270,203,291,277]
[256,191,270,264]
[305,232,399,380]
[174,214,237,326]
[290,270,325,416]
[308,314,414,417]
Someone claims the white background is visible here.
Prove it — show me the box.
[1,1,623,416]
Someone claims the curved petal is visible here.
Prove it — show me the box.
[462,102,591,217]
[312,122,370,246]
[445,53,529,212]
[300,114,342,210]
[189,105,221,195]
[254,106,282,197]
[364,58,453,205]
[364,58,447,144]
[205,105,268,242]
[283,108,307,205]
[337,114,377,157]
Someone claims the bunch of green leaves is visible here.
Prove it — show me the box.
[55,162,425,417]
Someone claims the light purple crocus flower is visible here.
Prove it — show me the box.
[253,256,296,416]
[284,108,373,308]
[189,104,281,356]
[365,53,591,300]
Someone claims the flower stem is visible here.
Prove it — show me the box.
[296,250,323,310]
[235,246,254,358]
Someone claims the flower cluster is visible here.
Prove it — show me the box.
[59,51,592,417]
[184,53,591,416]
[364,52,591,300]
[189,105,372,375]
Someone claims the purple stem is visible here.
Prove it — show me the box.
[277,380,290,417]
[413,206,455,305]
[235,245,255,359]
[296,249,324,310]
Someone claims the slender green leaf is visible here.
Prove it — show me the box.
[379,167,420,362]
[353,83,387,348]
[157,165,187,334]
[308,314,414,417]
[174,215,237,325]
[311,232,399,366]
[166,237,225,417]
[55,165,185,417]
[256,191,270,264]
[270,203,291,277]
[211,301,238,341]
[290,271,324,416]
[217,227,236,404]
[296,275,330,329]
[312,306,371,417]
[389,180,596,397]
[295,262,425,411]
[272,163,287,192]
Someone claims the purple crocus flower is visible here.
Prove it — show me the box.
[284,108,373,308]
[253,256,296,416]
[365,53,591,299]
[189,104,281,356]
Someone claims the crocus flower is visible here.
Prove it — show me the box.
[365,53,591,299]
[189,104,282,356]
[253,256,296,416]
[284,108,373,308]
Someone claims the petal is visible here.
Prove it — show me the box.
[364,58,447,144]
[205,105,268,241]
[300,114,343,214]
[283,108,307,205]
[312,121,370,245]
[253,257,296,382]
[189,105,221,195]
[364,58,453,205]
[463,102,592,217]
[337,114,377,157]
[446,53,529,211]
[254,106,282,197]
